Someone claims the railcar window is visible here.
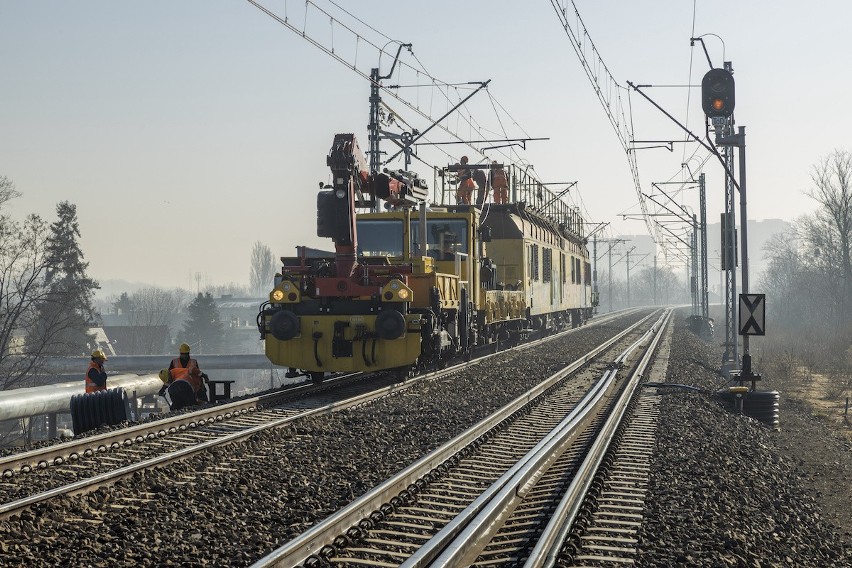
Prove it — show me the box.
[410,219,468,260]
[543,248,552,282]
[356,220,404,257]
[532,244,540,281]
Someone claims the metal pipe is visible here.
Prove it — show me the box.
[40,354,274,374]
[0,374,163,422]
[737,126,751,377]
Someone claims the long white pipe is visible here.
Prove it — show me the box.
[40,354,272,374]
[0,374,163,422]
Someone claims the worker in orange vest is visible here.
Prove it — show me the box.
[455,156,475,205]
[161,343,209,410]
[85,350,108,393]
[490,161,509,204]
[158,366,205,412]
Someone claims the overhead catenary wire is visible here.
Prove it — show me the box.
[549,0,728,272]
[245,1,494,168]
[247,0,600,219]
[548,0,659,248]
[682,0,699,167]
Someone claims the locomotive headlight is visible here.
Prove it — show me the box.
[335,187,347,199]
[380,279,413,302]
[271,281,300,303]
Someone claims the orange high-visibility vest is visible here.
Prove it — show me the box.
[491,168,508,189]
[171,357,202,392]
[85,361,107,393]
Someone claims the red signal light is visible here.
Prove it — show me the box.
[701,68,735,118]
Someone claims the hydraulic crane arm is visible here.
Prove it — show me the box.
[318,133,428,278]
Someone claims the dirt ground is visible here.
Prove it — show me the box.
[761,369,852,544]
[783,370,852,441]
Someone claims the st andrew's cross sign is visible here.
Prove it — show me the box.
[739,294,766,336]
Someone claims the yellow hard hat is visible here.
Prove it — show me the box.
[91,349,107,360]
[158,369,171,383]
[179,343,191,354]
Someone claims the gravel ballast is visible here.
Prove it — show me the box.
[2,309,850,566]
[0,316,646,566]
[636,313,851,566]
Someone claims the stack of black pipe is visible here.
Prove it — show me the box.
[717,389,780,429]
[70,388,129,435]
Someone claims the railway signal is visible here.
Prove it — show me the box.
[701,68,735,118]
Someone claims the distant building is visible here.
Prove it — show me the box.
[214,296,265,354]
[101,325,170,355]
[4,331,26,356]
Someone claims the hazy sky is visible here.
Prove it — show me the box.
[1,1,849,293]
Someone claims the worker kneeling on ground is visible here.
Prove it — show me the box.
[158,367,209,411]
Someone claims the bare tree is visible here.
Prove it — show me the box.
[759,233,810,330]
[206,283,250,298]
[627,264,686,307]
[0,212,52,389]
[0,176,21,209]
[126,287,189,354]
[800,149,852,327]
[250,241,276,297]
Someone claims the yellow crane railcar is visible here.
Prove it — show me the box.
[257,134,595,381]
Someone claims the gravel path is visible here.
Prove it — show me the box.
[636,312,851,566]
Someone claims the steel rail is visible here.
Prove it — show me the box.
[407,310,671,567]
[0,310,643,520]
[1,309,634,479]
[0,374,412,519]
[0,374,353,477]
[250,310,658,567]
[524,308,673,568]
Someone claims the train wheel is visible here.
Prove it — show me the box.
[310,372,324,384]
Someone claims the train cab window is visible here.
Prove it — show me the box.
[356,219,404,257]
[411,219,469,260]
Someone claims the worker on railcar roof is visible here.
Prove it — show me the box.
[455,156,474,205]
[490,161,509,204]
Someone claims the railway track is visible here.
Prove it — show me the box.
[250,308,672,567]
[0,310,635,521]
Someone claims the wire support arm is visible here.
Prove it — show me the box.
[626,80,741,192]
[383,80,491,165]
